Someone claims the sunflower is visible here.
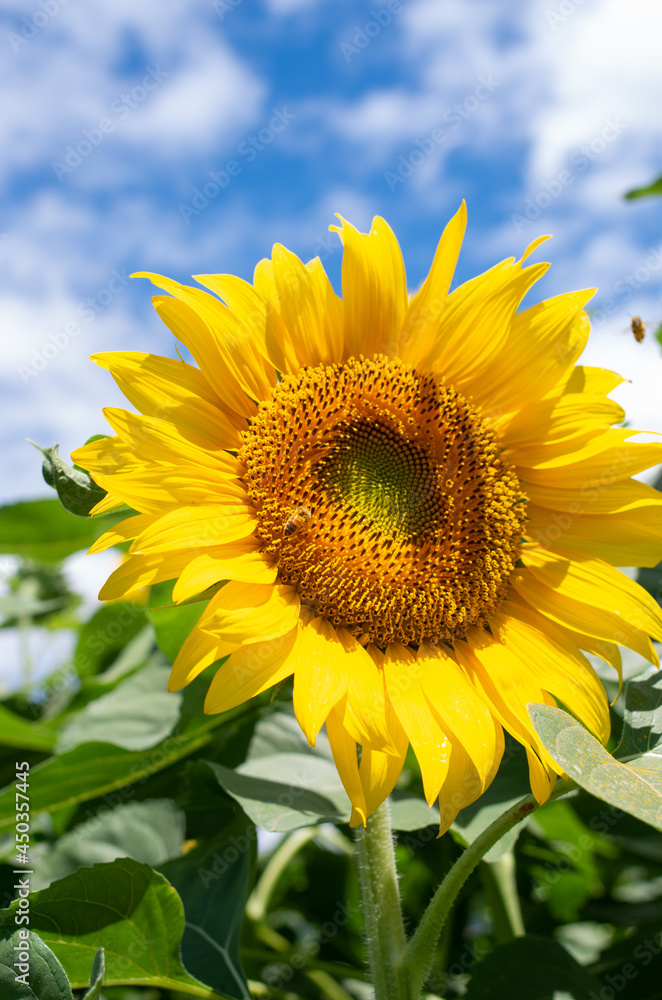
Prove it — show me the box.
[73,203,662,833]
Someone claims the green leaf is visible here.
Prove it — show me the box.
[0,929,73,999]
[241,710,439,831]
[31,442,107,517]
[56,657,182,753]
[624,174,662,199]
[452,736,533,860]
[0,590,68,624]
[31,800,186,891]
[0,704,56,752]
[73,604,150,680]
[159,814,253,1000]
[0,500,113,562]
[0,682,229,834]
[389,795,438,832]
[615,666,662,758]
[464,934,602,999]
[0,859,224,995]
[529,703,662,831]
[208,753,350,832]
[81,949,104,1000]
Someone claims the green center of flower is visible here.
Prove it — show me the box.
[240,355,527,648]
[317,417,450,539]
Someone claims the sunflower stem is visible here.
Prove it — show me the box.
[354,799,409,1000]
[396,791,543,997]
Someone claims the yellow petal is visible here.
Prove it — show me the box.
[169,621,236,691]
[90,465,247,515]
[326,706,367,826]
[89,492,126,516]
[399,201,466,365]
[293,618,350,746]
[103,407,232,472]
[526,503,662,567]
[201,581,300,646]
[417,642,504,792]
[518,430,662,482]
[491,609,610,745]
[244,244,343,369]
[525,745,557,805]
[383,642,451,805]
[423,252,550,390]
[337,629,399,755]
[502,396,625,462]
[523,478,662,515]
[137,272,276,414]
[72,435,145,477]
[128,504,256,555]
[437,737,491,837]
[510,566,658,665]
[522,546,662,640]
[464,292,593,414]
[330,215,408,361]
[99,550,193,601]
[203,625,300,714]
[92,351,242,449]
[172,544,277,602]
[88,513,153,554]
[455,628,557,772]
[358,739,408,822]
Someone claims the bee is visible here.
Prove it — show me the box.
[283,505,312,537]
[631,316,645,343]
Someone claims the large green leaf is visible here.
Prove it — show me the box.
[0,500,114,562]
[529,703,662,831]
[0,704,56,752]
[0,859,225,995]
[56,657,181,753]
[73,603,150,680]
[31,799,186,891]
[0,682,229,834]
[0,930,73,1000]
[208,754,350,832]
[159,814,254,1000]
[615,666,662,758]
[624,174,662,200]
[464,934,603,999]
[231,710,444,832]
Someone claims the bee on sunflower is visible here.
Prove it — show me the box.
[73,203,662,834]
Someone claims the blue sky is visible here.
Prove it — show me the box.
[3,0,662,506]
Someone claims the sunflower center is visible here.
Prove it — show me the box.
[240,356,526,647]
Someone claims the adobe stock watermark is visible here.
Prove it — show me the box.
[511,117,628,233]
[7,0,73,54]
[18,267,131,384]
[546,0,586,30]
[212,0,244,18]
[339,1,404,62]
[589,241,662,328]
[52,65,169,180]
[384,75,501,191]
[178,106,296,224]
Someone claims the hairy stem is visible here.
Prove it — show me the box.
[354,800,409,1000]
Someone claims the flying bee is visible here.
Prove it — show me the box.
[631,316,645,343]
[283,505,312,537]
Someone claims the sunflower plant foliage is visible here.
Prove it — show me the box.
[3,204,662,1000]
